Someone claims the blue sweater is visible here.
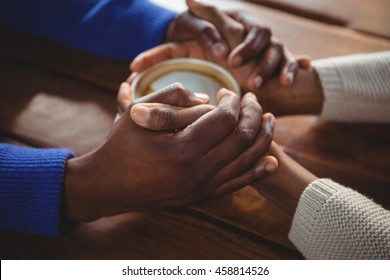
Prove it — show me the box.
[0,0,176,236]
[0,0,176,59]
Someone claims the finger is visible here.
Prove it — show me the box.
[169,10,229,60]
[201,93,265,176]
[296,54,312,69]
[209,112,275,196]
[247,42,284,91]
[130,42,206,73]
[181,88,241,154]
[117,82,132,113]
[227,12,272,67]
[134,82,210,106]
[130,43,188,73]
[187,0,245,48]
[211,155,278,197]
[126,72,137,84]
[279,47,299,87]
[131,103,214,131]
[228,27,271,67]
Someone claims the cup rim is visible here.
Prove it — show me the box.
[131,58,240,100]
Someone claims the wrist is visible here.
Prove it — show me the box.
[255,68,324,116]
[165,15,177,43]
[62,153,98,223]
[252,143,318,215]
[288,68,324,116]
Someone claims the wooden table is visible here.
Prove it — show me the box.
[249,0,390,38]
[1,0,389,259]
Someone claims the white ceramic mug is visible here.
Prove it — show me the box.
[131,58,240,105]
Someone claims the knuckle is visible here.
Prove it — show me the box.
[250,98,263,115]
[262,27,272,38]
[170,82,186,92]
[225,23,245,36]
[258,54,279,76]
[198,24,217,41]
[236,127,255,150]
[273,41,284,53]
[219,107,238,129]
[169,82,190,101]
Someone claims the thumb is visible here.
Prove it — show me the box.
[130,103,214,131]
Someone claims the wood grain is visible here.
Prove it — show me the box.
[248,0,390,38]
[0,0,389,259]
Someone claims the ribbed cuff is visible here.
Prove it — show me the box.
[289,178,390,259]
[312,59,346,120]
[0,144,75,237]
[288,178,343,257]
[313,52,390,122]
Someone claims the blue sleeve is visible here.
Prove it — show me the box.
[0,0,177,60]
[0,143,75,237]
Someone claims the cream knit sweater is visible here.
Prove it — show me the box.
[288,51,390,259]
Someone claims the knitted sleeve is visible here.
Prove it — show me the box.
[312,51,390,123]
[0,0,176,60]
[0,143,75,237]
[289,179,390,259]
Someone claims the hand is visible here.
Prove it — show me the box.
[129,42,318,116]
[166,0,228,60]
[251,142,318,216]
[136,0,310,92]
[166,0,271,65]
[253,67,324,116]
[185,0,309,88]
[63,83,277,222]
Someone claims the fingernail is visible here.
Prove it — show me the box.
[194,93,210,102]
[256,162,274,175]
[131,105,150,124]
[253,76,263,90]
[119,82,129,93]
[269,114,276,129]
[241,92,255,107]
[265,163,276,173]
[285,72,294,86]
[231,55,243,67]
[211,43,228,59]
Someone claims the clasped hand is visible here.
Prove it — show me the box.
[64,83,276,222]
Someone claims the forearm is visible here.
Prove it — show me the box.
[254,68,324,116]
[313,51,390,123]
[0,143,75,236]
[256,51,390,121]
[251,143,317,218]
[252,142,390,259]
[289,179,390,259]
[0,0,176,59]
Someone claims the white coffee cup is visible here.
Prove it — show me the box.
[131,58,240,105]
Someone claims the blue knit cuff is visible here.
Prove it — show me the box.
[0,143,75,237]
